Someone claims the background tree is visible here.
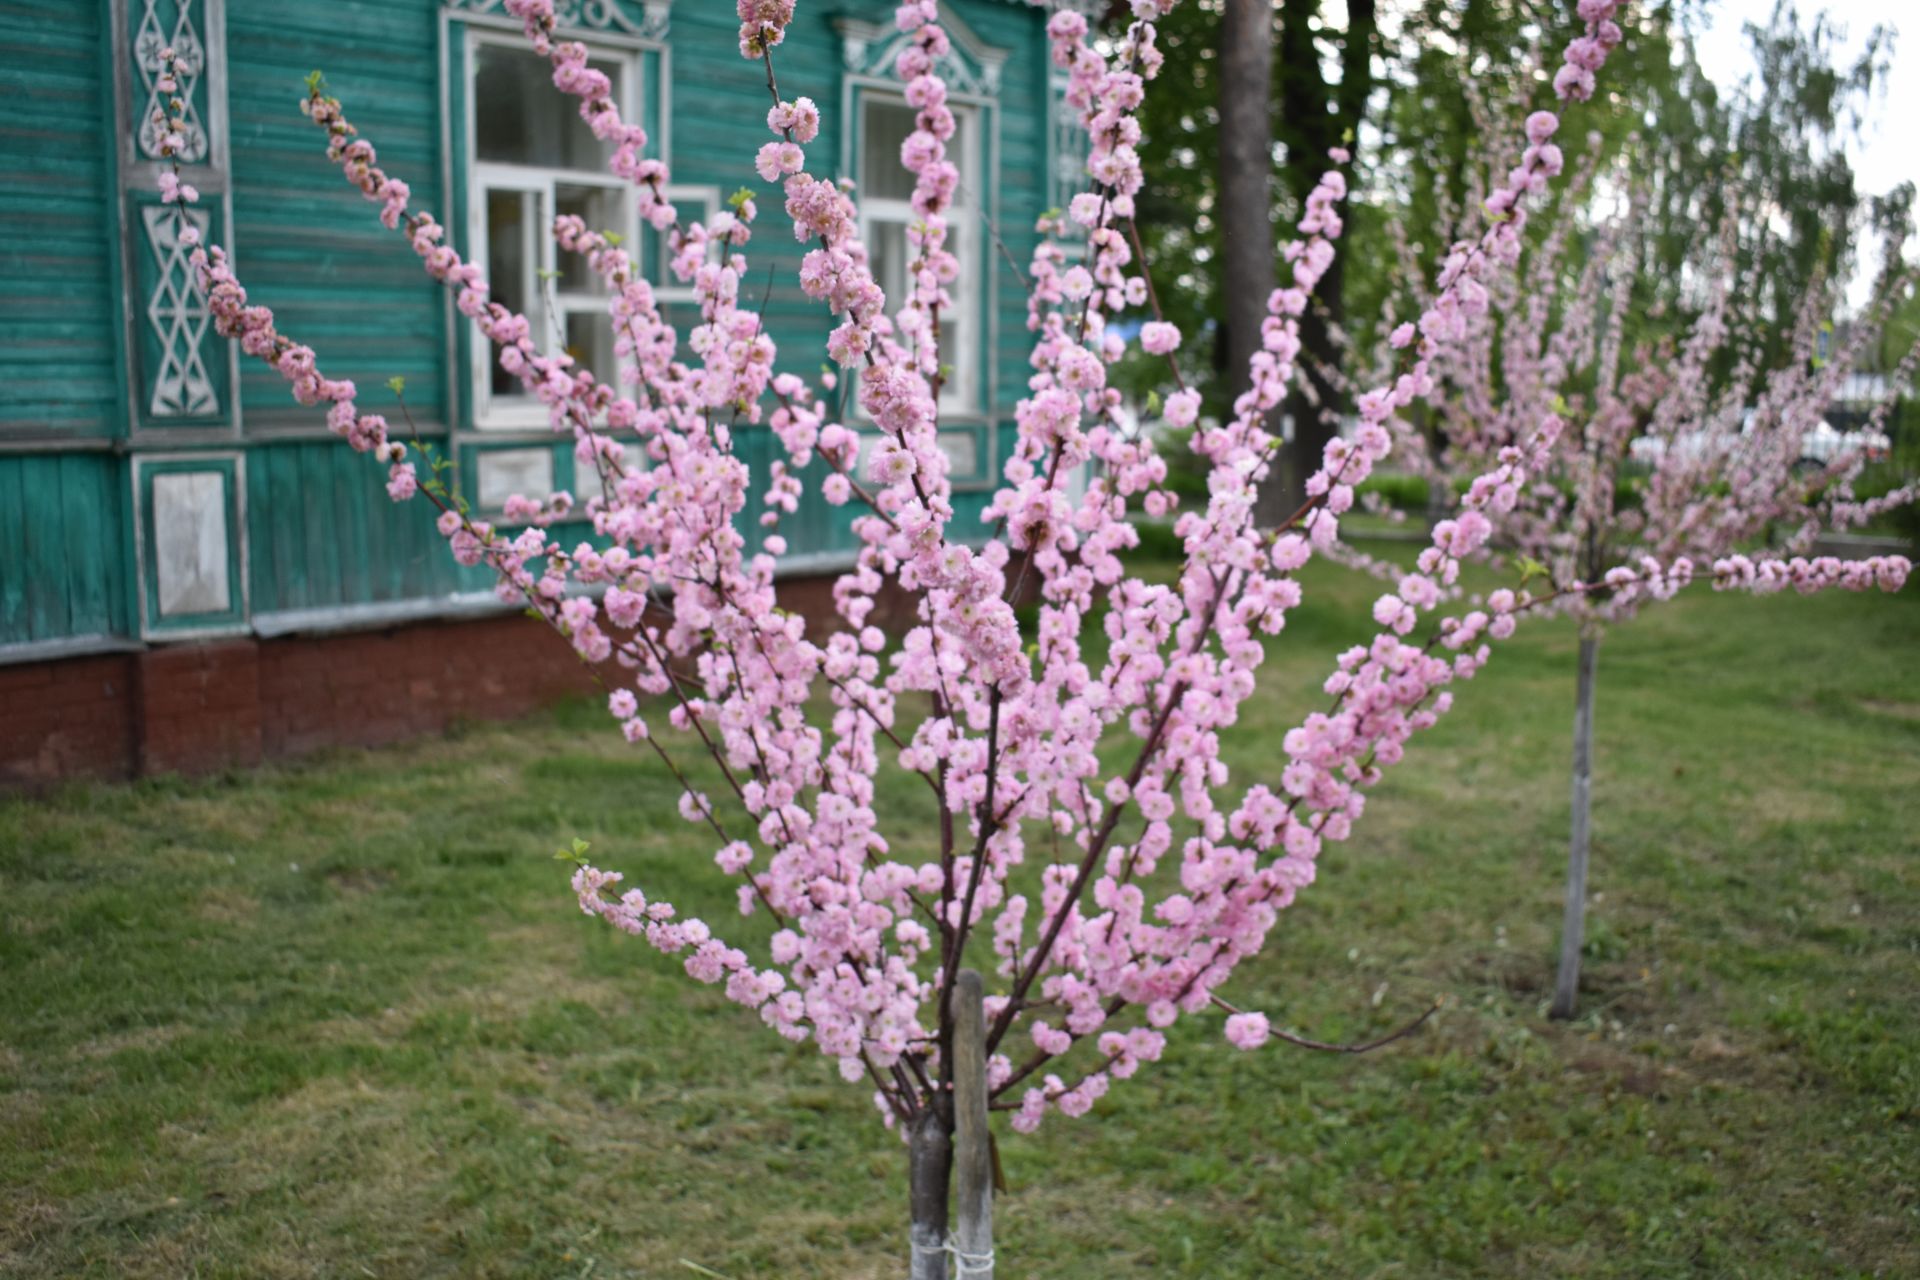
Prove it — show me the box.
[1271,0,1379,523]
[1218,0,1279,518]
[1384,173,1918,1017]
[1135,0,1897,509]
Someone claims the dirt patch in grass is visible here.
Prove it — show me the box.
[0,1192,60,1258]
[1748,785,1849,827]
[323,866,394,894]
[194,886,260,924]
[70,1022,192,1061]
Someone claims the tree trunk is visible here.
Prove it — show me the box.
[1266,0,1375,526]
[908,1108,951,1280]
[1550,632,1600,1020]
[951,970,993,1277]
[1218,0,1277,499]
[907,970,992,1278]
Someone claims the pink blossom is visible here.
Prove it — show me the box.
[1224,1012,1270,1050]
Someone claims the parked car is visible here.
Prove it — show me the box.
[1629,412,1891,469]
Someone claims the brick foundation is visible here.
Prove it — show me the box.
[0,566,1020,789]
[0,612,598,788]
[0,654,141,786]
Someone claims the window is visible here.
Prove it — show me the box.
[858,94,983,417]
[468,35,637,429]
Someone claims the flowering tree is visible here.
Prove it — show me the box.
[1371,153,1920,1017]
[144,0,1908,1270]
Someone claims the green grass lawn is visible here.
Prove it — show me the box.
[2,559,1916,1278]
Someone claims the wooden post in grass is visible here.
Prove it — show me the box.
[1552,632,1600,1020]
[952,969,993,1277]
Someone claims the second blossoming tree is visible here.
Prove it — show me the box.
[1374,142,1918,1016]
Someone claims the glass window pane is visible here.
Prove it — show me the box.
[948,110,970,207]
[863,98,976,207]
[861,99,921,202]
[475,43,623,172]
[941,315,966,406]
[555,183,625,293]
[869,218,910,315]
[937,429,978,477]
[565,309,616,384]
[660,301,703,360]
[486,188,540,398]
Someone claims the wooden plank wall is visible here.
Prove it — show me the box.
[1,0,1053,651]
[0,2,122,439]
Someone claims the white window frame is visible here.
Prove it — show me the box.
[856,91,985,419]
[653,183,723,302]
[464,28,641,431]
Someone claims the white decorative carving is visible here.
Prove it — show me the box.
[835,5,1008,97]
[134,0,209,162]
[143,204,219,417]
[152,471,231,617]
[445,0,669,40]
[477,447,556,511]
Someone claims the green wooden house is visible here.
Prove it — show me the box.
[0,0,1090,778]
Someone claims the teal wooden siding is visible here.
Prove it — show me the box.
[0,2,123,439]
[245,442,474,618]
[227,1,449,428]
[1,0,1054,655]
[0,454,130,644]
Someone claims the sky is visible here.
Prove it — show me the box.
[1688,0,1914,303]
[1689,0,1914,204]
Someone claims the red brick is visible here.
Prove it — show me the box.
[1,568,861,786]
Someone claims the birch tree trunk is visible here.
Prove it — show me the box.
[1550,632,1600,1020]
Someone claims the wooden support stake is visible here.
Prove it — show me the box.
[952,969,993,1277]
[1552,632,1600,1020]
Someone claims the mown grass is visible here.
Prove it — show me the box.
[1,558,1916,1278]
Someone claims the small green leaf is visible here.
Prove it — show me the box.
[728,186,757,210]
[386,375,406,396]
[1145,389,1163,416]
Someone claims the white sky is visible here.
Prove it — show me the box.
[1697,0,1904,305]
[1689,0,1914,296]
